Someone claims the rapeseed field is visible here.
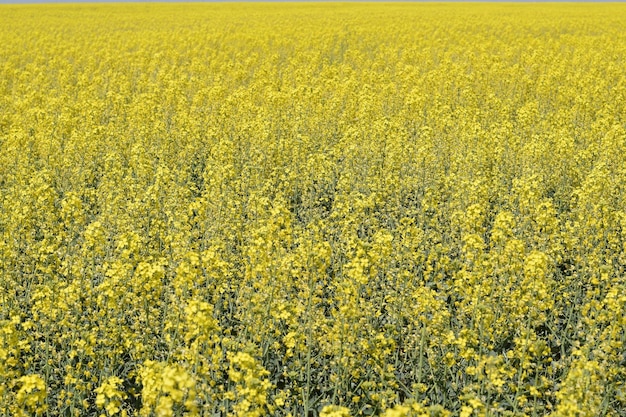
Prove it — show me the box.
[1,3,626,416]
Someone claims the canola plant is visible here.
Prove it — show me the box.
[1,3,626,416]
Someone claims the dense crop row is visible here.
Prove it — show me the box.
[1,3,626,416]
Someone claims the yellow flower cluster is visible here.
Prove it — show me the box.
[139,361,197,417]
[1,3,626,416]
[14,374,47,416]
[95,376,127,417]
